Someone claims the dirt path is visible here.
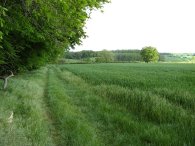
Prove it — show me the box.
[41,67,61,146]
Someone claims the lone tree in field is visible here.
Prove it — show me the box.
[140,46,159,63]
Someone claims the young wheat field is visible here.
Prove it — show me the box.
[0,63,194,146]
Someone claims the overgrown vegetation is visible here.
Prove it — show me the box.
[0,0,109,73]
[0,67,54,145]
[0,63,194,145]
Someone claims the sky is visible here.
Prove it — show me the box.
[74,0,195,53]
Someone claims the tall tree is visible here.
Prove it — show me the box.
[0,0,109,73]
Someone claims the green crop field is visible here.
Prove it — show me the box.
[0,63,195,146]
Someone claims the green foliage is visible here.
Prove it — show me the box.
[140,46,159,63]
[0,0,109,72]
[113,50,142,62]
[0,5,7,38]
[96,49,114,63]
[0,5,7,64]
[65,50,98,59]
[65,49,143,63]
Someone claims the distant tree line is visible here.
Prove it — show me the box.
[65,49,144,62]
[65,50,98,60]
[64,48,195,63]
[64,49,174,63]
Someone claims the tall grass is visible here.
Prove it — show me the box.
[54,67,178,145]
[61,63,195,145]
[0,63,194,145]
[0,67,54,146]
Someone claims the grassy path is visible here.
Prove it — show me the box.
[41,67,60,145]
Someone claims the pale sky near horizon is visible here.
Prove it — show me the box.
[73,0,195,53]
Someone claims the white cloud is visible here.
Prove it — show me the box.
[74,0,195,53]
